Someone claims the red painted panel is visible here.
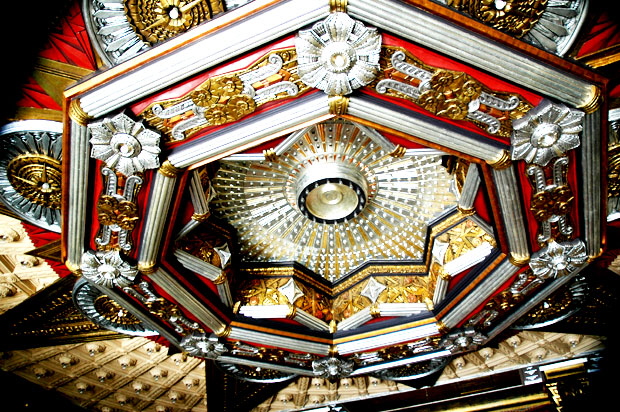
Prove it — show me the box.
[38,2,97,70]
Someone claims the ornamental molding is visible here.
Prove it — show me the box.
[296,12,381,96]
[89,113,161,177]
[180,332,228,359]
[72,278,158,336]
[529,239,587,280]
[80,250,139,288]
[139,49,307,141]
[511,99,584,166]
[527,157,575,244]
[96,167,143,252]
[439,327,487,353]
[56,0,605,388]
[373,47,532,138]
[312,357,354,379]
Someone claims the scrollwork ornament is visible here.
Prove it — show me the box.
[80,250,138,288]
[511,99,584,166]
[180,332,228,359]
[312,356,354,379]
[529,239,587,279]
[296,13,381,95]
[89,113,161,177]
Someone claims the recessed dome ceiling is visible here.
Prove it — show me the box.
[210,120,457,281]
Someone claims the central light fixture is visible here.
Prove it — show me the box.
[296,162,368,223]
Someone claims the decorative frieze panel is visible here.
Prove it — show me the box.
[139,49,310,141]
[373,47,533,138]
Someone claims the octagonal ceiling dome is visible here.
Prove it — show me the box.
[59,0,604,384]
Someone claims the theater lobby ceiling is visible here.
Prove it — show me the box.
[0,1,619,411]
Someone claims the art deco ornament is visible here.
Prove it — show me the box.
[439,327,486,353]
[180,332,228,359]
[80,250,139,288]
[296,13,381,95]
[89,113,161,176]
[312,357,354,379]
[529,239,587,279]
[278,278,305,305]
[511,99,584,166]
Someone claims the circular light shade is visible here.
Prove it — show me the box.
[296,162,368,223]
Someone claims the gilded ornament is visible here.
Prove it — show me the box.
[97,195,140,230]
[296,13,381,96]
[440,219,497,264]
[530,186,574,221]
[486,150,512,169]
[579,85,602,114]
[65,260,82,274]
[375,48,530,138]
[0,121,64,231]
[94,295,143,326]
[369,303,381,318]
[446,0,547,38]
[216,325,232,338]
[608,144,620,198]
[125,0,224,45]
[158,160,183,178]
[176,230,233,269]
[212,272,227,285]
[286,304,297,319]
[191,212,210,222]
[7,154,62,210]
[328,95,349,115]
[141,49,306,141]
[329,0,347,12]
[137,262,157,274]
[511,99,584,166]
[95,168,143,251]
[526,157,574,243]
[508,253,530,267]
[389,145,407,158]
[458,206,476,216]
[69,99,92,125]
[263,149,278,162]
[445,156,470,193]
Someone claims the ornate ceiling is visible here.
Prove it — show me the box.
[1,0,619,411]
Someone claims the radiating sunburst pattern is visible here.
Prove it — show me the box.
[211,121,457,281]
